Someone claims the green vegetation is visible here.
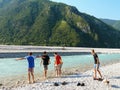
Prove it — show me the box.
[0,0,120,48]
[101,19,120,31]
[112,21,120,31]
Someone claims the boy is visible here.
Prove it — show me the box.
[54,52,63,77]
[16,52,37,83]
[41,51,50,79]
[91,49,103,80]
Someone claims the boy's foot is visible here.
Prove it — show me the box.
[32,81,35,83]
[98,78,103,81]
[28,81,31,84]
[43,77,47,80]
[93,78,98,80]
[55,74,58,77]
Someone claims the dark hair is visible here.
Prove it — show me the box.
[92,49,95,53]
[54,52,57,54]
[29,52,32,55]
[43,51,47,54]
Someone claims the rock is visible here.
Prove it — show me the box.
[77,82,81,86]
[54,82,59,86]
[61,81,68,85]
[0,83,2,86]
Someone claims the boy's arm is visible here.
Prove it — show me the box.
[60,59,63,64]
[54,59,57,65]
[36,55,41,58]
[40,59,43,66]
[48,59,51,64]
[16,58,25,60]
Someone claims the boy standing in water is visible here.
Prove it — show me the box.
[16,52,37,84]
[41,51,50,79]
[54,52,63,77]
[91,49,103,80]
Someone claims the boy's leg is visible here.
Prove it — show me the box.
[28,68,35,83]
[44,65,48,79]
[58,65,61,76]
[93,64,97,79]
[56,66,59,77]
[59,69,61,76]
[54,66,58,77]
[94,69,97,78]
[31,68,35,83]
[28,68,31,83]
[97,69,102,78]
[59,64,62,76]
[44,70,47,78]
[97,64,102,78]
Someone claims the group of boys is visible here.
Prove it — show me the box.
[17,49,103,84]
[16,51,63,84]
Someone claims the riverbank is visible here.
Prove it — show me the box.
[0,45,120,53]
[0,45,120,90]
[0,62,120,90]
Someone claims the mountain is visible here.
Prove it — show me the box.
[100,19,120,31]
[0,0,120,48]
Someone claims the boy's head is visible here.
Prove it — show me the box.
[54,52,57,55]
[91,49,95,54]
[43,51,47,54]
[28,52,32,55]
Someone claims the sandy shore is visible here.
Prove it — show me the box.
[0,62,120,90]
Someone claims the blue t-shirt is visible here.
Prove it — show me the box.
[25,55,36,68]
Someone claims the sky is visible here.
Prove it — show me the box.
[50,0,120,20]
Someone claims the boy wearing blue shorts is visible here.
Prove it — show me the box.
[91,49,103,80]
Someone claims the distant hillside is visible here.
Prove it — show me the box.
[100,19,120,31]
[0,0,120,48]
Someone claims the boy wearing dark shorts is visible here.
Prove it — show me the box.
[41,51,50,79]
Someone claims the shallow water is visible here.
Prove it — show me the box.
[0,53,120,78]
